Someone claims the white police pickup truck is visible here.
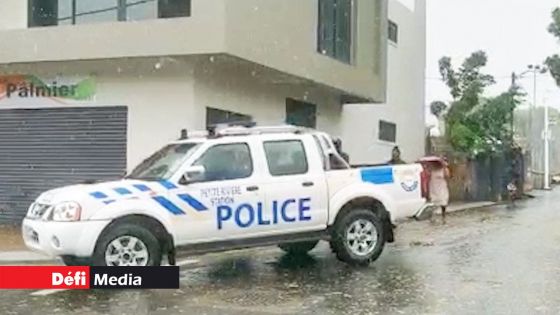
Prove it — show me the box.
[22,126,425,266]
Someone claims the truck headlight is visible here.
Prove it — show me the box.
[52,201,82,222]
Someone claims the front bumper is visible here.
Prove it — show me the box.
[22,218,110,258]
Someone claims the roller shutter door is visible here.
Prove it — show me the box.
[0,106,127,223]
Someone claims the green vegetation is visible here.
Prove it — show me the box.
[546,8,560,87]
[434,51,523,157]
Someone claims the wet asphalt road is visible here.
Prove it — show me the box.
[3,190,560,315]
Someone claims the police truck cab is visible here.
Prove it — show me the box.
[22,125,425,266]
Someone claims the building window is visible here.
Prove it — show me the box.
[28,0,191,27]
[388,20,398,43]
[206,107,253,128]
[379,120,397,143]
[264,140,309,176]
[158,0,191,18]
[317,0,354,64]
[286,98,317,128]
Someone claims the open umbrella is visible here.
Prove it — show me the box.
[418,156,447,166]
[418,156,444,163]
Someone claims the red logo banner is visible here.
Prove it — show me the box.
[0,266,90,289]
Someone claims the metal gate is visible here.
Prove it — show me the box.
[0,106,128,223]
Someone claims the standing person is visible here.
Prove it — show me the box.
[333,138,350,163]
[388,146,406,165]
[429,159,450,223]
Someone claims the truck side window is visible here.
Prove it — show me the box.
[194,143,253,182]
[264,140,308,176]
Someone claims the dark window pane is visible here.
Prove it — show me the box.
[195,144,253,182]
[264,141,309,176]
[379,120,397,143]
[389,20,398,43]
[318,0,335,57]
[29,0,59,27]
[317,0,353,63]
[158,0,191,18]
[206,107,253,128]
[30,0,190,26]
[286,98,317,128]
[335,0,352,63]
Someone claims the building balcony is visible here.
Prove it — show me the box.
[0,0,387,103]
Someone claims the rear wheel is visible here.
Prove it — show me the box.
[92,223,162,266]
[330,209,386,266]
[278,241,319,255]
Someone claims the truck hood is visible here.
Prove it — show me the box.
[35,179,175,206]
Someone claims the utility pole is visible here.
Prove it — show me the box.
[528,64,550,190]
[515,64,548,189]
[544,100,550,190]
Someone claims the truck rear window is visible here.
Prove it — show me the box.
[263,140,308,176]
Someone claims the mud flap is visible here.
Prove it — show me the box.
[382,210,395,243]
[166,234,176,266]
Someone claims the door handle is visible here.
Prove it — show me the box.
[302,181,314,187]
[246,186,259,192]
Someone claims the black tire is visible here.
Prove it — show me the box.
[278,241,319,255]
[61,256,91,266]
[330,208,386,266]
[92,223,162,266]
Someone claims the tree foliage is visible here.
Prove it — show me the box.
[546,8,560,86]
[434,52,522,157]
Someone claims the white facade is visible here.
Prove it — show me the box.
[341,0,426,164]
[1,57,343,171]
[0,0,393,223]
[0,0,388,171]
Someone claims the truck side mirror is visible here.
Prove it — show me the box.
[180,165,206,185]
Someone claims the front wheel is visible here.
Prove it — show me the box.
[330,209,386,266]
[92,223,162,266]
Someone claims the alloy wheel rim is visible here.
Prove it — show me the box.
[105,235,149,266]
[345,219,378,257]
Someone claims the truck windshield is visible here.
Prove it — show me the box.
[127,143,201,181]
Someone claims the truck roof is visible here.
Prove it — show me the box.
[172,125,322,143]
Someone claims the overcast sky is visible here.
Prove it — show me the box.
[426,0,560,122]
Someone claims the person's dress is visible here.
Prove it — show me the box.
[429,168,449,206]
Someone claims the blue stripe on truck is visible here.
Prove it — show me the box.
[360,167,394,184]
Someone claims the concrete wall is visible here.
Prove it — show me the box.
[192,56,343,135]
[224,0,388,102]
[0,58,197,170]
[0,55,344,170]
[0,0,387,103]
[0,0,27,30]
[340,0,426,164]
[0,0,226,63]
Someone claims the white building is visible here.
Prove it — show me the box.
[0,0,389,222]
[341,0,426,164]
